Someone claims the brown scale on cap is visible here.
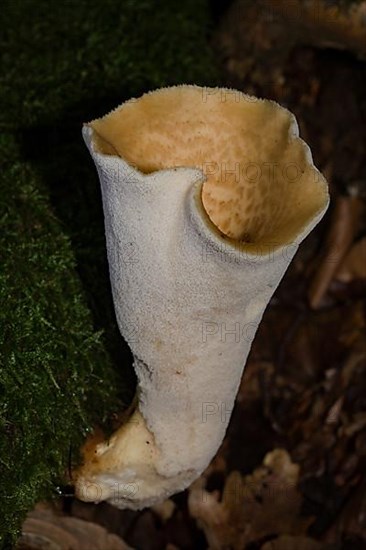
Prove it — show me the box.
[90,85,327,247]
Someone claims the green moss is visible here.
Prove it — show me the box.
[0,0,220,546]
[0,134,124,547]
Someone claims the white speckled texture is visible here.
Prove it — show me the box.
[74,86,329,509]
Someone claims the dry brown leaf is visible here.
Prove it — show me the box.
[189,488,229,550]
[17,504,131,550]
[188,449,312,549]
[266,0,366,59]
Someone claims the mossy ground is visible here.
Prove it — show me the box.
[0,134,125,546]
[0,0,220,546]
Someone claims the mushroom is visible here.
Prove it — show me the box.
[74,85,329,509]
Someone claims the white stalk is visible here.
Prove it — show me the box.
[74,85,329,509]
